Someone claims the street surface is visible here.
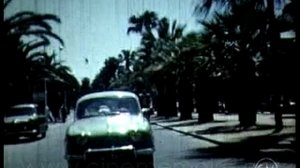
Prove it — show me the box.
[4,117,296,168]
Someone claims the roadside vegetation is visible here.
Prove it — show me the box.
[3,0,296,129]
[89,0,296,130]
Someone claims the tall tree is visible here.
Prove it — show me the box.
[4,0,79,122]
[79,77,91,97]
[142,17,185,117]
[4,0,64,109]
[92,57,120,91]
[195,0,270,126]
[117,49,136,82]
[127,11,158,34]
[128,11,159,70]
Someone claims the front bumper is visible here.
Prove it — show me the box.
[4,128,39,137]
[65,145,154,161]
[4,123,47,137]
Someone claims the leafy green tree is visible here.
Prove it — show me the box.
[4,0,64,108]
[147,17,185,117]
[177,32,212,121]
[260,0,297,131]
[135,16,185,118]
[127,11,158,34]
[79,77,92,97]
[195,0,271,126]
[4,0,79,121]
[128,11,159,70]
[92,57,120,91]
[117,50,136,82]
[194,0,291,128]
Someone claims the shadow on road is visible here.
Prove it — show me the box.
[184,132,296,163]
[193,124,278,135]
[282,115,296,119]
[4,135,45,145]
[166,120,227,127]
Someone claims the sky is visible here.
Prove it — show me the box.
[5,0,201,82]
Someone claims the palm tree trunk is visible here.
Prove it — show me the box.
[271,94,283,131]
[236,77,257,127]
[266,0,284,129]
[178,78,193,120]
[195,79,216,123]
[155,80,166,117]
[237,82,257,127]
[164,75,178,118]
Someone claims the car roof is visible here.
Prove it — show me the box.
[77,91,139,105]
[11,104,38,109]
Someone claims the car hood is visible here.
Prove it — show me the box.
[4,115,36,123]
[66,113,150,136]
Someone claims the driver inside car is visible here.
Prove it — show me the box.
[98,105,111,113]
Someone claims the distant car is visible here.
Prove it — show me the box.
[65,91,155,168]
[4,104,48,139]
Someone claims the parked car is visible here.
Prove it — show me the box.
[65,91,155,168]
[4,104,48,139]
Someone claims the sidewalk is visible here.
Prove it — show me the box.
[151,112,296,155]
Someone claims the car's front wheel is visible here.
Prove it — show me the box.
[68,161,75,168]
[69,161,101,168]
[68,160,83,168]
[40,132,46,138]
[136,154,154,168]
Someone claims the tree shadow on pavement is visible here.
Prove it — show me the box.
[282,115,296,119]
[193,124,277,134]
[167,120,227,127]
[184,132,296,163]
[155,118,182,123]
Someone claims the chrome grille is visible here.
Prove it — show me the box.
[86,135,131,149]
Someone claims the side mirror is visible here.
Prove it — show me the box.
[141,108,153,121]
[141,108,149,113]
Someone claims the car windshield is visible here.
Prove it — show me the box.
[6,107,36,117]
[77,97,140,119]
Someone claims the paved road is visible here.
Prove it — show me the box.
[4,123,67,168]
[4,121,296,168]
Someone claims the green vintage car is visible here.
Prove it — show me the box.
[4,104,48,139]
[65,91,155,168]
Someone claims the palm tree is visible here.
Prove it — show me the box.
[127,11,159,70]
[127,11,158,34]
[92,57,120,91]
[31,53,79,121]
[263,0,296,131]
[79,77,92,97]
[140,17,186,118]
[195,1,270,126]
[154,18,194,119]
[3,0,81,117]
[177,32,216,122]
[117,49,136,82]
[127,12,186,117]
[194,0,298,129]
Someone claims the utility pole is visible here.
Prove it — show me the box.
[44,78,48,114]
[58,45,67,122]
[43,46,48,116]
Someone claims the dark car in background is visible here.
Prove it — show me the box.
[65,91,155,168]
[4,104,48,139]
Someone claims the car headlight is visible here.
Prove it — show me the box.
[65,135,87,155]
[128,131,143,142]
[76,136,88,145]
[76,131,92,145]
[66,131,91,145]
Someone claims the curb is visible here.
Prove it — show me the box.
[151,122,224,145]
